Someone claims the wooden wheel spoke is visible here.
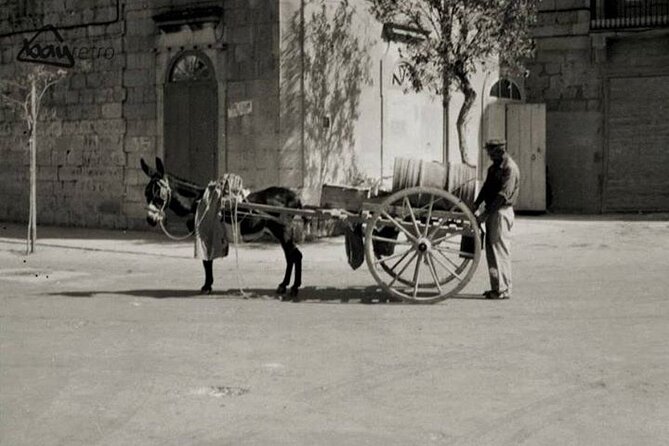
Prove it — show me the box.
[433,245,465,256]
[381,211,418,243]
[387,248,413,273]
[388,250,418,287]
[403,197,422,237]
[425,219,444,241]
[437,248,464,270]
[431,250,464,282]
[423,195,434,237]
[411,253,423,298]
[431,231,464,245]
[426,254,443,293]
[374,247,413,267]
[425,216,467,241]
[371,235,412,245]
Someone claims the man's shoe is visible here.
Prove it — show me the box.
[483,290,510,299]
[483,290,498,299]
[496,290,511,300]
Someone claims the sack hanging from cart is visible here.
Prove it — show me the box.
[194,182,229,260]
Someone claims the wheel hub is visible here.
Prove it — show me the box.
[416,238,431,253]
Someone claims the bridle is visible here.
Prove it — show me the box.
[147,176,194,241]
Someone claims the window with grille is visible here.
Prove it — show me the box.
[489,78,522,101]
[169,52,213,82]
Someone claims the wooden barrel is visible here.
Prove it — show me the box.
[392,158,477,209]
[392,158,447,191]
[447,163,477,209]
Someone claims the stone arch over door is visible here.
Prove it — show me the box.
[164,50,218,185]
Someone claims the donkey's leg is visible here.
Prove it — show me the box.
[277,240,294,296]
[266,221,294,298]
[289,244,303,299]
[201,260,213,294]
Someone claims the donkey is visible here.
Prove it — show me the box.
[140,157,304,300]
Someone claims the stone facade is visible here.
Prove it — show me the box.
[526,0,669,212]
[0,0,283,229]
[1,0,503,228]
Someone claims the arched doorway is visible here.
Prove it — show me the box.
[164,51,218,185]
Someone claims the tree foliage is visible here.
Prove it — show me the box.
[282,0,372,194]
[368,0,539,166]
[0,64,67,253]
[305,0,373,188]
[0,65,66,133]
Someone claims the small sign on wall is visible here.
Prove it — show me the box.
[391,61,412,89]
[228,100,253,118]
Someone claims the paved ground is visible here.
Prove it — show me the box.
[1,216,669,446]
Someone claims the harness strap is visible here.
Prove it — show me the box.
[155,179,194,241]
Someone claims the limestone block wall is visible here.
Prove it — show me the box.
[225,0,282,191]
[525,0,603,212]
[0,0,282,229]
[0,0,127,228]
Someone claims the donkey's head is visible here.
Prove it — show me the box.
[140,157,172,226]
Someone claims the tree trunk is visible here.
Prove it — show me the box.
[455,73,477,168]
[28,79,37,254]
[440,4,452,165]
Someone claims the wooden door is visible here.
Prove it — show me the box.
[164,52,218,186]
[505,103,546,212]
[604,76,669,212]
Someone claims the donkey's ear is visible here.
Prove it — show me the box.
[140,158,153,177]
[155,157,165,176]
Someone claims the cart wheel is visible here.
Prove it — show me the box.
[364,187,481,304]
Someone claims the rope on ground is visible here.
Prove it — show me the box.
[220,174,248,299]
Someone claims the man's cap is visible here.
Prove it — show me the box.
[485,139,507,151]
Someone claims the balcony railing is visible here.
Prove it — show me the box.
[591,0,669,29]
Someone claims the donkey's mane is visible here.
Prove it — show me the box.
[166,172,205,197]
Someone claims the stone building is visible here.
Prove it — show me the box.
[0,0,456,228]
[526,0,669,212]
[1,0,285,229]
[0,0,517,229]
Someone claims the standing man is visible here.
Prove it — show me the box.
[473,139,520,300]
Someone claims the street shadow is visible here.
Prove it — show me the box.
[449,293,490,301]
[48,289,243,299]
[228,286,393,304]
[517,212,669,222]
[223,287,491,304]
[49,286,393,304]
[48,289,490,303]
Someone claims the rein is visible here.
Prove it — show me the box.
[150,178,195,241]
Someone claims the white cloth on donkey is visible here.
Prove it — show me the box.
[194,182,229,260]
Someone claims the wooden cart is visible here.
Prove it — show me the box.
[232,185,481,304]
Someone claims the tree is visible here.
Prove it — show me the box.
[368,0,538,167]
[0,65,67,254]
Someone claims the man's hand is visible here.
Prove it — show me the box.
[476,212,487,225]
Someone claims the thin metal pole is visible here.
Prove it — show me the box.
[379,59,384,181]
[29,78,37,253]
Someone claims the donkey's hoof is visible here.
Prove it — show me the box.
[276,284,287,295]
[289,287,299,302]
[200,285,212,294]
